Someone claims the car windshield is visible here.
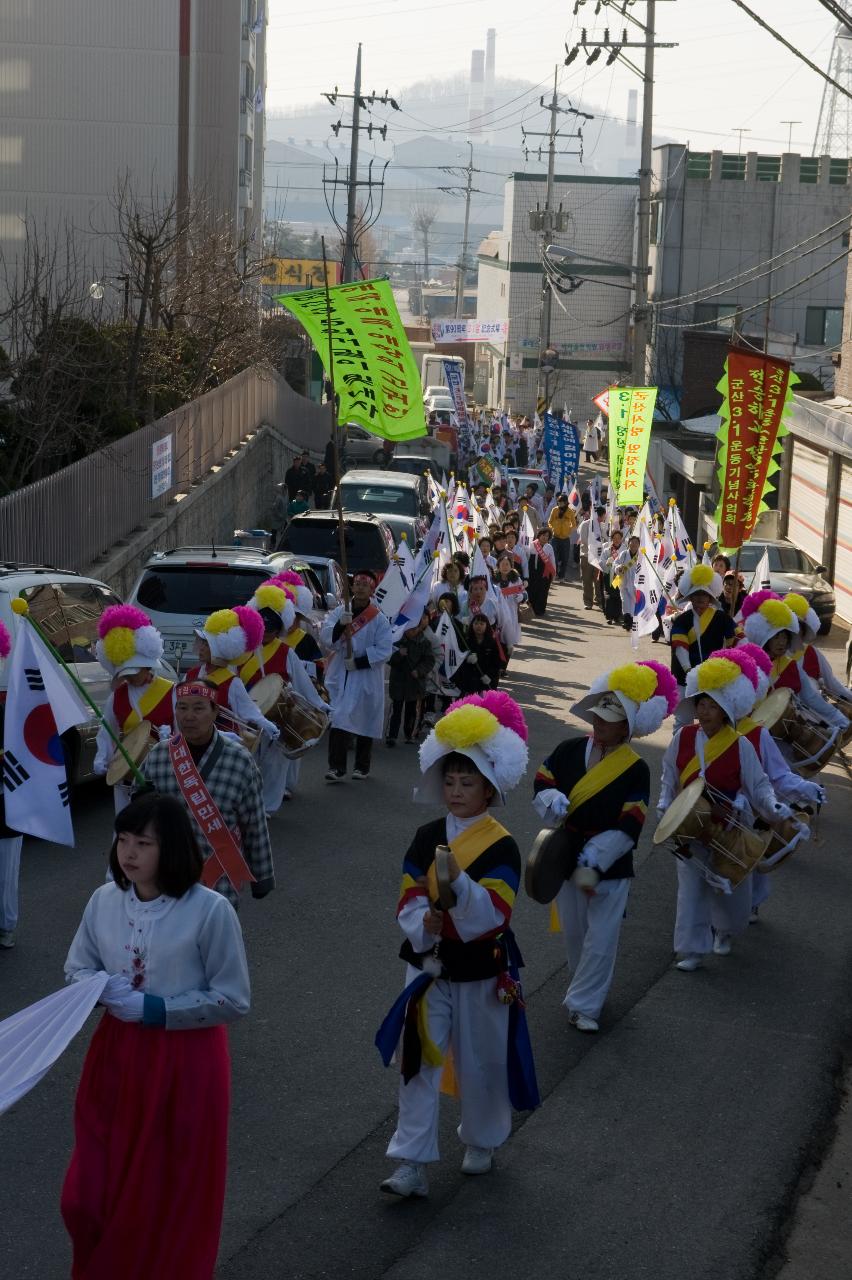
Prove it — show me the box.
[21,581,121,663]
[339,483,419,517]
[278,521,387,570]
[735,545,814,574]
[135,566,269,614]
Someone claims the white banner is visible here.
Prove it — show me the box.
[151,434,173,499]
[3,623,89,846]
[431,319,509,343]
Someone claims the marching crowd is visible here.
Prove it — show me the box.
[1,415,851,1275]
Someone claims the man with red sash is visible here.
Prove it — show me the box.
[137,682,274,908]
[670,564,736,728]
[94,605,176,814]
[320,569,393,782]
[659,654,793,971]
[533,662,675,1032]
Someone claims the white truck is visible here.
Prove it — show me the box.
[421,352,465,393]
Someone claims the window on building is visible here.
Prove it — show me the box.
[244,64,254,100]
[686,152,711,179]
[799,157,819,184]
[804,306,843,346]
[500,283,506,297]
[830,158,850,184]
[650,199,664,244]
[243,136,253,175]
[720,154,746,180]
[693,302,739,329]
[755,155,780,182]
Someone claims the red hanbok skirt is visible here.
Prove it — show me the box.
[61,1012,230,1280]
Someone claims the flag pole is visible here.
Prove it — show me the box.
[12,603,146,786]
[321,236,353,659]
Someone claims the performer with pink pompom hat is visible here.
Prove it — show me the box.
[375,690,538,1199]
[93,605,175,813]
[532,661,676,1033]
[184,606,281,746]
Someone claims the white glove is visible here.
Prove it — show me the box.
[533,787,569,822]
[814,785,827,807]
[466,653,478,664]
[157,724,171,742]
[105,991,146,1023]
[101,973,134,1003]
[772,801,794,820]
[344,657,357,672]
[340,610,353,624]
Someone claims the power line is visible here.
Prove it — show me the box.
[656,247,850,329]
[730,0,852,102]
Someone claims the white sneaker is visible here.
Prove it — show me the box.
[324,769,345,783]
[749,907,760,924]
[352,768,369,780]
[380,1161,429,1198]
[713,932,733,956]
[0,929,15,949]
[567,1010,599,1033]
[676,953,703,972]
[461,1145,493,1175]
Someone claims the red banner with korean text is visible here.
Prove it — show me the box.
[713,348,798,553]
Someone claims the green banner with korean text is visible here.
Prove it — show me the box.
[713,348,798,553]
[607,386,631,494]
[610,387,657,505]
[278,278,427,442]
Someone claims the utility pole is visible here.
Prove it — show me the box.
[439,142,481,319]
[522,68,590,416]
[342,44,363,284]
[569,3,677,387]
[632,0,656,386]
[323,48,400,282]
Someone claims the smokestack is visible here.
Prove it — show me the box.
[484,28,496,122]
[469,48,485,134]
[626,88,638,148]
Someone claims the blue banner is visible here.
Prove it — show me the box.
[543,413,580,486]
[442,359,468,427]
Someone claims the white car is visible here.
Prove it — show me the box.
[0,566,126,782]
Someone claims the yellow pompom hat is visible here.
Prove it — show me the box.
[571,661,679,739]
[246,581,297,635]
[416,692,529,806]
[741,592,799,651]
[783,592,819,643]
[95,605,164,680]
[676,562,723,603]
[681,653,758,723]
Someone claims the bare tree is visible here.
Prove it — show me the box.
[411,202,439,280]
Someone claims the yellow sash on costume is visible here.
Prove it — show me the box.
[239,638,282,687]
[423,812,510,1099]
[425,813,510,903]
[283,626,306,649]
[565,742,639,814]
[679,724,739,787]
[737,716,758,736]
[205,666,235,686]
[771,653,795,685]
[122,677,174,731]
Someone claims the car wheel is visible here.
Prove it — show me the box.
[818,618,832,636]
[372,448,386,466]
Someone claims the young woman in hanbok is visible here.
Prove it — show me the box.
[61,793,250,1280]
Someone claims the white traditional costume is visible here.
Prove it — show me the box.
[321,588,393,779]
[376,691,538,1197]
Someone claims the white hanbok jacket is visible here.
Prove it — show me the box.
[320,601,393,739]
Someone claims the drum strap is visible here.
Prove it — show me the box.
[425,814,510,903]
[679,725,739,787]
[565,743,639,815]
[240,640,283,688]
[168,733,256,893]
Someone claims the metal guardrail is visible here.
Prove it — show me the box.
[0,366,330,572]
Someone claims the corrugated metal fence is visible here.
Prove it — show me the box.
[0,368,330,571]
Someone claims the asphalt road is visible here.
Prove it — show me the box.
[2,579,851,1280]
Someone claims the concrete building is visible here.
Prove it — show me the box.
[0,0,265,286]
[648,146,851,413]
[476,172,637,415]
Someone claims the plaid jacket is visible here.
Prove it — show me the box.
[138,732,275,906]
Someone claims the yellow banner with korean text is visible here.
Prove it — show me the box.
[713,347,798,553]
[609,387,657,505]
[264,258,339,288]
[279,278,426,443]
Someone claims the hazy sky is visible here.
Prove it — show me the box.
[267,0,843,154]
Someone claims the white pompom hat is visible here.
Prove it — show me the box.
[571,661,679,740]
[676,562,723,603]
[96,605,164,680]
[681,654,758,724]
[783,593,820,645]
[416,691,529,806]
[741,593,799,651]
